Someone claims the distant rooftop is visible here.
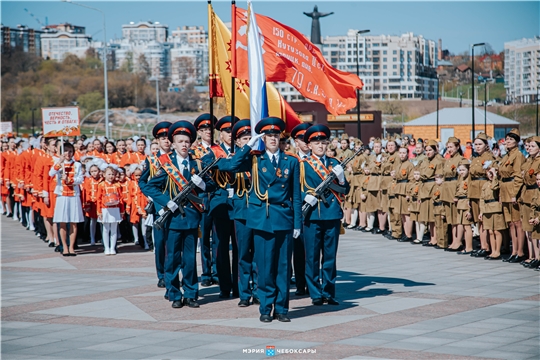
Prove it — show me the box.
[406,108,519,126]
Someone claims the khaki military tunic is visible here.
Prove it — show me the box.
[394,160,414,215]
[519,155,540,231]
[480,178,506,231]
[432,184,447,247]
[530,192,540,239]
[407,180,421,221]
[418,155,443,223]
[381,152,401,213]
[338,148,354,162]
[498,147,525,223]
[468,151,496,222]
[455,178,472,225]
[441,152,464,225]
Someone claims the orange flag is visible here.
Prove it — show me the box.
[233,6,364,116]
[208,3,301,132]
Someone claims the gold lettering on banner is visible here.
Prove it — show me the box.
[327,114,374,122]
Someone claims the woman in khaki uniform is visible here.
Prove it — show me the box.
[527,172,540,270]
[499,129,526,263]
[382,140,401,239]
[451,160,474,253]
[467,133,496,255]
[408,168,423,244]
[370,140,387,235]
[361,165,377,232]
[441,137,464,247]
[419,140,443,246]
[394,146,415,241]
[479,166,506,260]
[519,137,540,267]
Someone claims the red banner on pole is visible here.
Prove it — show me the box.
[233,7,363,116]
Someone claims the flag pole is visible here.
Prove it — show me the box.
[208,0,214,144]
[230,0,237,146]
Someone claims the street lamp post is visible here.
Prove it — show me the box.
[484,82,487,133]
[356,29,370,142]
[536,85,540,136]
[15,112,19,137]
[436,74,440,139]
[31,108,36,135]
[61,0,109,138]
[471,42,485,139]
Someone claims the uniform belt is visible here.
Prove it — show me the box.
[502,177,514,182]
[411,196,418,201]
[370,174,380,176]
[445,176,458,181]
[423,179,435,183]
[388,195,396,199]
[433,201,443,206]
[526,184,539,190]
[456,196,467,199]
[397,179,409,183]
[484,199,498,204]
[472,176,488,181]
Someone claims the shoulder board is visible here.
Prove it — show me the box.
[250,150,263,156]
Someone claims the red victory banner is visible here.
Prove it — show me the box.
[233,6,364,116]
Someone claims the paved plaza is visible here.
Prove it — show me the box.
[1,218,539,360]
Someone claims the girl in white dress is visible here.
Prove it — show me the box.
[96,166,124,255]
[49,142,85,256]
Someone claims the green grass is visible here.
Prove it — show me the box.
[442,83,505,102]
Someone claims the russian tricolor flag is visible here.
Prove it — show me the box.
[247,1,268,150]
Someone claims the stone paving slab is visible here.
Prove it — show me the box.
[2,218,539,359]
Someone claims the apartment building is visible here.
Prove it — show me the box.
[504,37,540,104]
[1,24,43,56]
[122,21,168,43]
[276,30,439,103]
[170,26,207,45]
[40,23,91,61]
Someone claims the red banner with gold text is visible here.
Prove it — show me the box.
[233,7,364,116]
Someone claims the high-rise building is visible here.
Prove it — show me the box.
[170,26,207,45]
[114,39,171,79]
[122,21,168,43]
[170,43,208,86]
[504,37,540,104]
[40,23,91,61]
[276,30,439,103]
[1,24,43,56]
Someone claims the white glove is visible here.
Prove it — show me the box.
[247,133,265,148]
[293,229,301,239]
[227,188,234,198]
[304,194,318,206]
[192,174,206,190]
[167,200,179,213]
[332,164,345,183]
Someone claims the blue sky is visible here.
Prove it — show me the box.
[2,1,538,53]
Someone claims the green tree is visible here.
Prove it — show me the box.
[77,91,105,115]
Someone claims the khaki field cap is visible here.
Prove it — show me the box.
[475,132,488,141]
[356,139,363,147]
[507,128,520,137]
[341,133,349,140]
[426,139,439,148]
[447,137,460,144]
[531,136,540,143]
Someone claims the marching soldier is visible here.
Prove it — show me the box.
[191,113,219,287]
[139,121,172,289]
[215,117,302,322]
[300,125,350,306]
[201,116,239,298]
[289,123,312,296]
[145,121,210,309]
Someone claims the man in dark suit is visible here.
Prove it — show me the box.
[300,125,350,306]
[145,120,211,309]
[214,117,302,322]
[201,116,239,299]
[138,121,171,290]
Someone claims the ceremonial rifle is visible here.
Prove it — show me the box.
[153,158,219,230]
[301,146,364,218]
